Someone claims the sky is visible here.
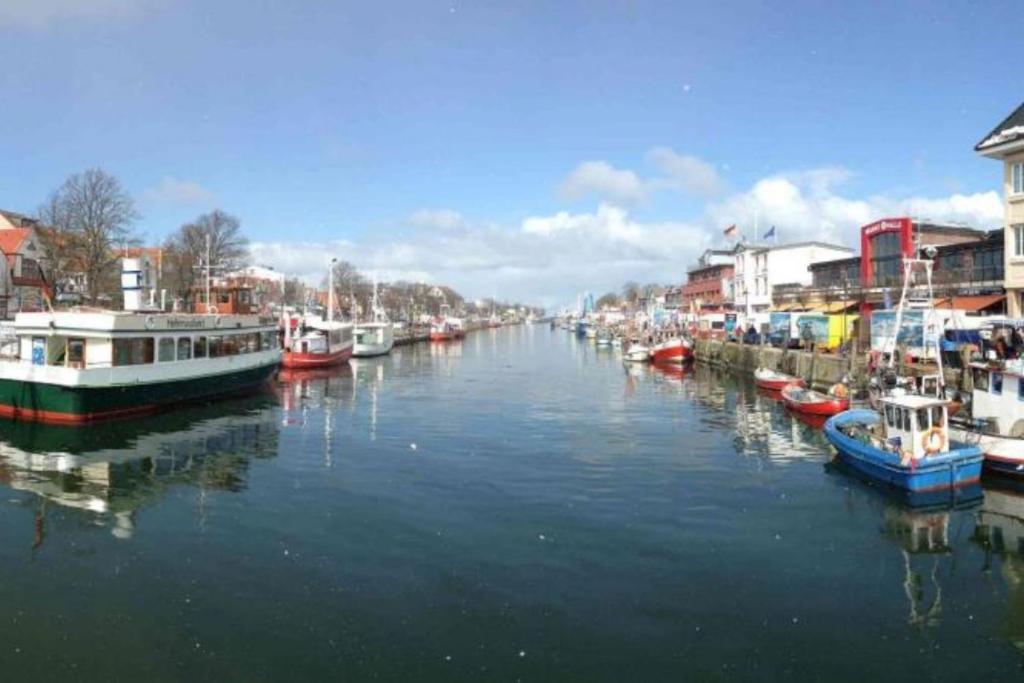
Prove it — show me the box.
[0,0,1020,308]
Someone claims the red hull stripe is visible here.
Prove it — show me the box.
[281,348,352,369]
[0,402,160,425]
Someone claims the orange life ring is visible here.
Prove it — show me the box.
[921,427,945,455]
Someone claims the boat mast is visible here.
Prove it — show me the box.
[327,258,337,323]
[204,234,211,314]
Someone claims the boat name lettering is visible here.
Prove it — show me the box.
[166,316,206,329]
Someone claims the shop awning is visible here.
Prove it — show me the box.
[813,301,859,314]
[933,294,1006,312]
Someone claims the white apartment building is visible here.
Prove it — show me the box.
[976,102,1024,315]
[732,241,854,317]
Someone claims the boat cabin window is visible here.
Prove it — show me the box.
[67,337,85,368]
[902,407,910,432]
[261,331,276,350]
[992,372,1003,395]
[931,405,944,428]
[209,336,224,358]
[178,337,192,360]
[974,368,989,392]
[194,336,207,358]
[112,337,154,366]
[917,409,930,431]
[885,404,895,427]
[158,337,175,362]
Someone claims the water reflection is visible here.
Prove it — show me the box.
[973,484,1024,652]
[0,393,280,543]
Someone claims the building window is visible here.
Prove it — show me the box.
[1014,162,1024,195]
[1015,225,1024,257]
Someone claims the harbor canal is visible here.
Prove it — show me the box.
[0,324,1022,680]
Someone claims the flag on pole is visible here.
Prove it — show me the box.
[763,225,776,240]
[723,224,737,241]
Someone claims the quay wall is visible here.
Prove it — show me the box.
[692,339,965,392]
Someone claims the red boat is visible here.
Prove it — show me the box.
[753,367,805,392]
[780,383,849,417]
[282,315,354,369]
[650,338,693,364]
[430,318,456,342]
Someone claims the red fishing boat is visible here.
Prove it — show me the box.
[430,318,456,342]
[781,383,850,417]
[650,337,693,364]
[281,315,353,369]
[753,367,805,392]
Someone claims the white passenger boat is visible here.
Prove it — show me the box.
[0,257,280,425]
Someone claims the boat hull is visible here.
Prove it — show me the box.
[0,362,278,425]
[755,376,805,391]
[430,332,454,342]
[781,386,849,417]
[650,340,692,364]
[282,345,352,369]
[352,341,394,357]
[825,410,983,493]
[948,425,1024,478]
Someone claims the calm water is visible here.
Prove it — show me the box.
[1,326,1023,681]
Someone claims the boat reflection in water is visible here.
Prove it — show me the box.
[973,482,1024,652]
[0,393,280,544]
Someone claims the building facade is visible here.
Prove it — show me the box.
[733,241,854,317]
[976,102,1024,316]
[682,248,734,312]
[0,210,49,317]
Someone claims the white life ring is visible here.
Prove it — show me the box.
[144,315,156,330]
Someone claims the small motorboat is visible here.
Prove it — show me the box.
[595,329,613,347]
[650,337,693,364]
[754,367,805,392]
[623,343,651,363]
[823,395,983,494]
[611,338,623,349]
[781,383,850,418]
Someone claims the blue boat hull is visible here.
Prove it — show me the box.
[823,410,983,493]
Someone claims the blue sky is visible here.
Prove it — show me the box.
[0,0,1019,305]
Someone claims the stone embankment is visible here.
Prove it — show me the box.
[693,338,968,393]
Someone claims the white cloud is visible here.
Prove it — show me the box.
[140,177,215,206]
[247,168,1003,308]
[557,148,725,206]
[646,147,724,197]
[557,161,648,205]
[0,0,163,28]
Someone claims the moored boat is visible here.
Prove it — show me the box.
[650,337,692,364]
[282,316,353,368]
[430,318,456,342]
[0,258,281,425]
[824,396,983,494]
[754,367,805,391]
[781,382,850,417]
[949,361,1024,477]
[352,280,395,357]
[623,343,651,363]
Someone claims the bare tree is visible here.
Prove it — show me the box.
[163,210,249,300]
[596,292,620,309]
[40,169,138,303]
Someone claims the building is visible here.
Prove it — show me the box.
[859,217,986,289]
[733,241,854,317]
[682,248,734,313]
[976,101,1024,315]
[0,210,49,317]
[781,222,1005,321]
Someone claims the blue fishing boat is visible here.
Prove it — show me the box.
[824,395,983,494]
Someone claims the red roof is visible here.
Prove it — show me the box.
[0,228,31,255]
